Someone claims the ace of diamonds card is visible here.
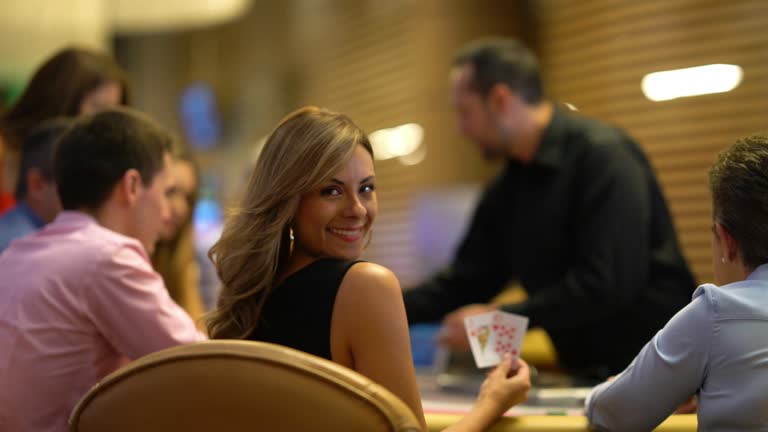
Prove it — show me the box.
[464,311,529,369]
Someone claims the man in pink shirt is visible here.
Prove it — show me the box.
[0,108,205,432]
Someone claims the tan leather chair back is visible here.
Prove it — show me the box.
[69,340,423,432]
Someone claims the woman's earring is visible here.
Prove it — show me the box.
[289,228,295,254]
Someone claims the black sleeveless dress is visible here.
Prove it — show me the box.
[246,258,362,360]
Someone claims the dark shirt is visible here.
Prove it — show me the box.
[404,106,696,376]
[247,258,361,360]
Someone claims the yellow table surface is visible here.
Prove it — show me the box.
[426,413,698,432]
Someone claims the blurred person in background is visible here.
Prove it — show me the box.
[152,146,207,325]
[0,46,129,213]
[587,134,768,431]
[0,118,74,253]
[0,108,203,432]
[404,37,697,378]
[208,107,531,432]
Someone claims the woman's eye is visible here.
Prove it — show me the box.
[321,187,341,196]
[360,184,375,194]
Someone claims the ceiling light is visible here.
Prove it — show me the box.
[641,64,743,102]
[370,123,424,163]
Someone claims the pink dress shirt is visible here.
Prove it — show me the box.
[0,211,205,432]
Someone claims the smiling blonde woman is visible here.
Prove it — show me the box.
[208,106,531,432]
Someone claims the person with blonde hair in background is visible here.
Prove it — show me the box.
[587,134,768,431]
[152,146,206,325]
[208,107,531,432]
[0,46,129,212]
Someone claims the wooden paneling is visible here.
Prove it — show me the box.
[534,0,768,284]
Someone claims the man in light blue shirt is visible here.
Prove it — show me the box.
[0,202,45,252]
[0,119,73,253]
[586,134,768,431]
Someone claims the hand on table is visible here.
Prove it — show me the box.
[439,303,498,351]
[674,395,697,414]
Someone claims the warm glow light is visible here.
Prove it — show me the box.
[370,123,425,165]
[642,64,743,102]
[113,0,252,32]
[399,144,427,166]
[563,102,578,111]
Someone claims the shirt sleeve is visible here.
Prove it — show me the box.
[585,289,711,432]
[502,135,653,329]
[403,179,514,323]
[86,243,206,359]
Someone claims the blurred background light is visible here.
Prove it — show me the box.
[369,123,425,164]
[0,0,252,78]
[0,0,109,78]
[641,64,743,102]
[112,0,253,33]
[180,83,222,150]
[398,143,427,166]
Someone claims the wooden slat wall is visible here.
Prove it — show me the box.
[533,0,768,284]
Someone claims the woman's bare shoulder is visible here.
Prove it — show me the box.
[342,261,401,294]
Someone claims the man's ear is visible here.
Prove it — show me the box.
[715,223,739,262]
[488,83,512,113]
[488,83,513,114]
[25,168,46,195]
[118,169,143,206]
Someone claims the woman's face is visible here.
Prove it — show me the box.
[79,81,122,115]
[292,144,377,264]
[159,159,197,241]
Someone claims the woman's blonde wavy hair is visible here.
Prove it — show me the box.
[207,106,373,339]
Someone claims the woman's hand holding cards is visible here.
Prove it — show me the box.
[444,354,532,431]
[478,354,532,413]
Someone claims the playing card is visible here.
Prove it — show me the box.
[464,310,529,369]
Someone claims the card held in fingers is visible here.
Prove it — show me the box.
[464,310,529,369]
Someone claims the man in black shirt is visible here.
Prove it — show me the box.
[403,37,696,377]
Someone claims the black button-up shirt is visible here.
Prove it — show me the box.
[404,106,696,376]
